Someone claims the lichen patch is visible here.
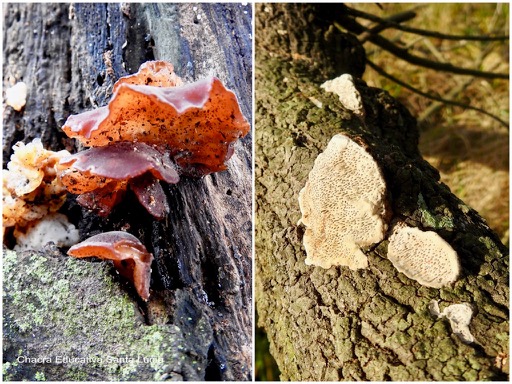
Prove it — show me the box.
[298,134,388,270]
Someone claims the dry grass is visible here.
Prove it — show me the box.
[349,3,509,244]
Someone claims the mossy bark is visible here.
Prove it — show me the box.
[255,4,508,381]
[3,3,252,381]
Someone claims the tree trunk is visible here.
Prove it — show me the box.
[3,3,252,381]
[255,3,508,381]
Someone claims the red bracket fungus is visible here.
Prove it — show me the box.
[58,60,250,218]
[67,231,154,301]
[61,61,250,174]
[59,142,178,218]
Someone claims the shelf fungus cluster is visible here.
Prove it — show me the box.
[68,231,154,301]
[58,60,250,218]
[298,133,462,291]
[298,134,388,270]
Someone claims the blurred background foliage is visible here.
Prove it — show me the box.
[255,3,508,381]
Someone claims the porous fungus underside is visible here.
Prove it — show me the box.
[298,133,388,269]
[387,226,460,288]
[2,250,205,381]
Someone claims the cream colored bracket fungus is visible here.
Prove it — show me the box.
[429,300,475,344]
[387,226,459,288]
[321,74,364,117]
[298,134,388,270]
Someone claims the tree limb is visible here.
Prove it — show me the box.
[335,21,508,80]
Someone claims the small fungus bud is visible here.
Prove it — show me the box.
[429,300,475,344]
[5,81,28,111]
[68,231,154,301]
[387,226,460,288]
[298,134,388,270]
[321,74,364,117]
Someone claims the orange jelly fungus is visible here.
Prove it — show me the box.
[62,61,250,175]
[67,231,154,301]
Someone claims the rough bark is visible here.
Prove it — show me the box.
[3,3,252,381]
[255,4,508,381]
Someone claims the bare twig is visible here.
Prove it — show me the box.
[366,59,509,129]
[335,21,508,80]
[359,11,416,43]
[345,6,509,41]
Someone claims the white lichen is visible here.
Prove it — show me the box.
[387,226,459,288]
[429,300,475,344]
[321,74,364,117]
[298,134,388,270]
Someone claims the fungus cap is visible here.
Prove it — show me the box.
[321,74,364,116]
[298,134,388,270]
[62,61,250,175]
[68,231,154,301]
[58,142,178,219]
[59,142,179,192]
[429,300,474,344]
[387,226,459,288]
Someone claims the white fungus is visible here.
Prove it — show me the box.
[14,213,79,251]
[5,81,28,111]
[429,300,475,344]
[321,74,364,117]
[298,134,388,270]
[387,226,459,288]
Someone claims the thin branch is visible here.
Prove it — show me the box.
[334,21,508,80]
[346,6,509,41]
[366,59,509,129]
[358,11,417,43]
